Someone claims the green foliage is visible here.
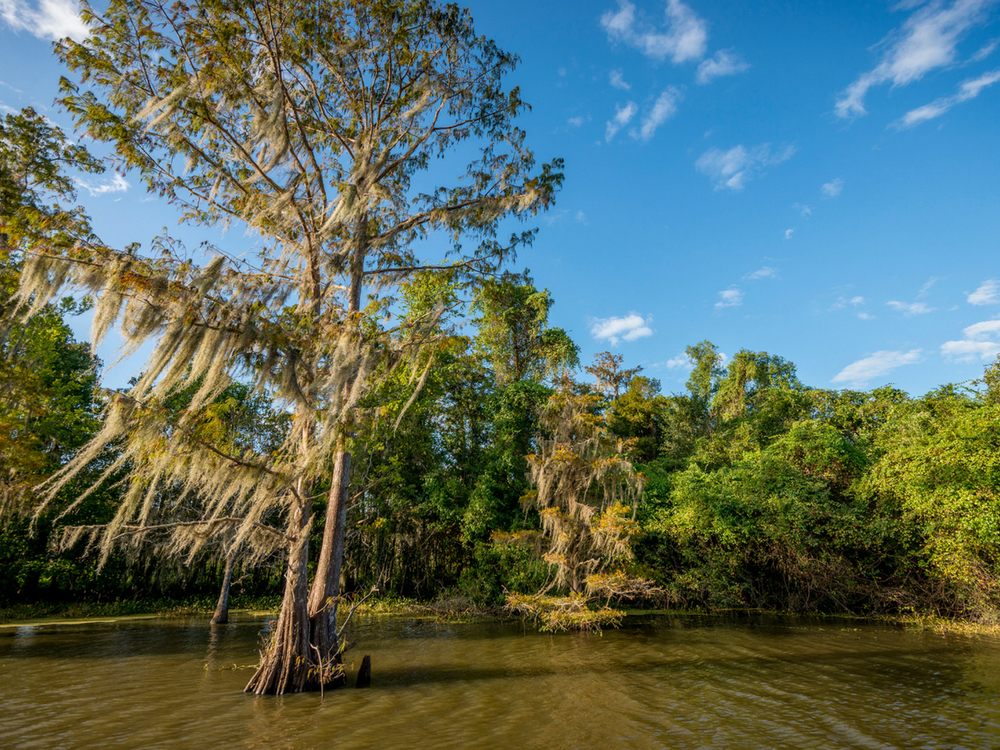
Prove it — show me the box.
[862,397,1000,619]
[607,375,668,463]
[472,271,579,386]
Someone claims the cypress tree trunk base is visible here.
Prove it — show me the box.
[244,500,347,696]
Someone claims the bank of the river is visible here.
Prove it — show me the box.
[0,595,282,625]
[4,594,999,638]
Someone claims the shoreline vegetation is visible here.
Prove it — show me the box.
[5,597,999,639]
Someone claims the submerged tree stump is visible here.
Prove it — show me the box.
[356,655,371,688]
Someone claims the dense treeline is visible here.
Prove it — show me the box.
[1,40,997,633]
[5,258,1000,624]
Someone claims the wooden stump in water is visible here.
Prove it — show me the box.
[355,655,371,688]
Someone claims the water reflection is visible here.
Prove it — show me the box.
[1,613,998,749]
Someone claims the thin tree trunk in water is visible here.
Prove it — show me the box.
[307,213,366,664]
[245,496,315,695]
[308,448,351,658]
[211,553,235,625]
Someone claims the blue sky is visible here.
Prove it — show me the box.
[2,0,999,396]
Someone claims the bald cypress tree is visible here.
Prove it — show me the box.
[14,0,561,694]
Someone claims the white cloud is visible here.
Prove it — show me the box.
[968,279,1000,305]
[0,0,88,40]
[609,69,631,90]
[567,115,588,127]
[589,313,654,345]
[605,101,637,141]
[941,318,1000,361]
[822,178,844,197]
[835,0,996,119]
[784,228,794,240]
[746,266,777,280]
[600,0,708,64]
[941,339,1000,359]
[963,319,1000,339]
[695,143,796,191]
[850,296,865,305]
[832,349,923,386]
[887,300,935,315]
[696,49,749,84]
[972,38,999,60]
[715,286,743,308]
[665,353,693,370]
[793,202,813,217]
[0,103,17,115]
[75,172,130,197]
[636,87,681,141]
[575,210,588,224]
[894,67,1000,128]
[857,312,876,320]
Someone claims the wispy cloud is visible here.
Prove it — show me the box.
[636,87,681,141]
[835,0,997,119]
[918,277,942,298]
[941,318,1000,361]
[857,312,876,320]
[793,202,813,217]
[887,300,935,315]
[784,228,794,240]
[664,353,693,370]
[567,115,589,127]
[822,178,844,197]
[972,38,999,60]
[605,101,638,141]
[832,349,923,386]
[609,68,631,90]
[746,266,777,280]
[75,172,130,197]
[715,286,743,308]
[968,279,1000,305]
[590,313,654,345]
[696,143,796,191]
[831,295,867,311]
[893,68,1000,128]
[601,0,708,63]
[696,49,749,84]
[575,210,588,224]
[0,0,88,40]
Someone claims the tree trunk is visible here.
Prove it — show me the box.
[210,553,234,625]
[245,496,321,695]
[308,448,352,659]
[307,217,366,663]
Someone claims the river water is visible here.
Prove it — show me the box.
[2,612,999,749]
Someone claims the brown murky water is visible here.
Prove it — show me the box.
[2,613,999,749]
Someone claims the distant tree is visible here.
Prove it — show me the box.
[608,375,667,464]
[585,351,642,400]
[472,271,579,386]
[18,0,562,694]
[712,350,802,420]
[685,340,725,412]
